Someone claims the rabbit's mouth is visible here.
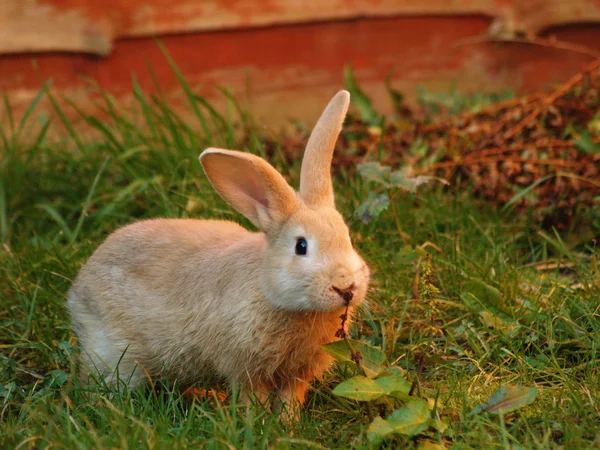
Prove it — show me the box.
[304,283,364,312]
[332,285,354,305]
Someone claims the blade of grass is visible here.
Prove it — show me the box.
[3,94,15,137]
[93,178,150,222]
[194,95,228,142]
[15,81,52,142]
[156,40,213,145]
[217,86,249,151]
[146,60,187,153]
[38,71,85,154]
[25,279,41,338]
[502,174,555,212]
[27,118,52,155]
[0,179,7,242]
[0,117,9,151]
[71,156,110,244]
[35,204,74,242]
[132,76,160,141]
[64,98,124,156]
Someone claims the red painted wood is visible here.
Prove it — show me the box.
[1,14,599,131]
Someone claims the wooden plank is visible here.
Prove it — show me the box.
[1,16,597,137]
[0,1,113,55]
[3,0,600,55]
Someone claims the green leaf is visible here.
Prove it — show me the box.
[376,366,406,378]
[322,339,385,378]
[418,440,446,450]
[460,279,506,314]
[354,192,390,224]
[574,130,600,154]
[367,417,395,445]
[387,399,431,436]
[58,340,73,357]
[429,418,448,433]
[469,385,537,416]
[374,375,412,400]
[357,162,391,186]
[45,369,68,388]
[478,311,516,335]
[390,172,448,193]
[332,375,386,401]
[343,66,380,125]
[396,245,418,265]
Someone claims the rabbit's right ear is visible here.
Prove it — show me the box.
[200,149,300,233]
[300,90,350,208]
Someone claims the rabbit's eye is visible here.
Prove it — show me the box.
[295,237,308,256]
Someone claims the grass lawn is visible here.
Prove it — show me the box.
[1,75,599,449]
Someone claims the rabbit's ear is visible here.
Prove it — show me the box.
[300,90,350,207]
[200,148,300,232]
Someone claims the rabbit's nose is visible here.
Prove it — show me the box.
[332,283,355,304]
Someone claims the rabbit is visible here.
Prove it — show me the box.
[67,90,370,416]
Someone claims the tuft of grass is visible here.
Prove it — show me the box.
[1,56,599,449]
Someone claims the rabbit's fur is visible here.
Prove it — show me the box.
[68,90,370,414]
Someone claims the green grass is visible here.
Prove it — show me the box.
[1,67,599,449]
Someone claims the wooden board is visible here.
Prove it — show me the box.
[1,2,600,134]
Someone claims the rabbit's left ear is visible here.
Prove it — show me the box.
[200,148,300,233]
[299,90,350,207]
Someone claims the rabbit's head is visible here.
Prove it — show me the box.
[200,91,369,312]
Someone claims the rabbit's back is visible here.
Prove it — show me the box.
[68,218,264,385]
